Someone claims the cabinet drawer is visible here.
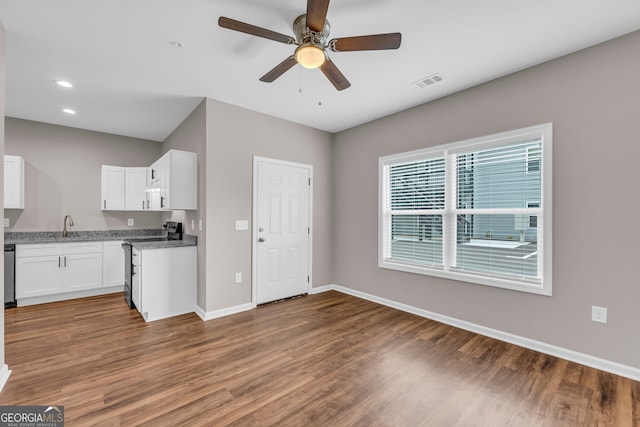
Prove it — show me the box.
[17,243,63,258]
[63,241,103,254]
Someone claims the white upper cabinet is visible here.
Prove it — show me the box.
[101,165,125,210]
[147,150,197,211]
[102,166,151,211]
[101,150,197,212]
[125,167,148,211]
[4,155,25,209]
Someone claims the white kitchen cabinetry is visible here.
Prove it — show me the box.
[101,165,125,210]
[4,155,25,209]
[103,240,125,288]
[146,150,197,210]
[102,166,151,211]
[125,167,148,210]
[16,242,103,299]
[146,156,166,210]
[134,245,196,322]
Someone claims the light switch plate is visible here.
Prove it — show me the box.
[4,218,9,228]
[235,220,249,231]
[128,218,134,226]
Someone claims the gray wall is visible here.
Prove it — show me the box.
[4,118,163,231]
[161,99,207,309]
[205,98,334,312]
[333,30,640,368]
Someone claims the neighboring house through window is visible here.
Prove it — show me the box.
[379,123,552,295]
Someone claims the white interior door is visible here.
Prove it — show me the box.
[254,158,311,305]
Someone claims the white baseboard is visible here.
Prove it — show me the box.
[195,302,255,321]
[0,364,11,393]
[314,284,640,382]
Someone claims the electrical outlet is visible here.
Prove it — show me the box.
[235,272,242,283]
[191,219,195,230]
[4,218,9,228]
[128,218,134,226]
[199,220,202,231]
[592,306,608,324]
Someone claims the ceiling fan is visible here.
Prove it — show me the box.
[218,0,401,91]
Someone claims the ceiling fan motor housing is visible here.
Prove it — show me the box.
[293,14,330,47]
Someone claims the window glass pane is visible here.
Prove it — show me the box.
[457,140,541,209]
[390,215,443,267]
[390,158,445,210]
[456,214,538,279]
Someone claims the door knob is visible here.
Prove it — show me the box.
[258,237,266,243]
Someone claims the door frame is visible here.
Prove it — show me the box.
[252,156,313,307]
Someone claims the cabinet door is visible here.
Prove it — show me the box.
[102,241,124,288]
[4,155,25,209]
[63,253,103,291]
[148,157,167,210]
[101,165,125,210]
[166,150,198,210]
[16,256,63,298]
[125,167,148,211]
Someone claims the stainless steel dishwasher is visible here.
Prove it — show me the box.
[4,243,16,308]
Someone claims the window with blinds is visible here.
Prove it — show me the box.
[379,124,552,295]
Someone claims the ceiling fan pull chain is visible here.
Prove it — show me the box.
[299,64,303,94]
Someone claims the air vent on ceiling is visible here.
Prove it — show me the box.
[412,73,445,88]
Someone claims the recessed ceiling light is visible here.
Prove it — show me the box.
[62,108,76,115]
[56,80,73,88]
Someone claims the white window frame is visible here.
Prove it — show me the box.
[379,123,553,296]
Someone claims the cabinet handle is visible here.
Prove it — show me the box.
[104,200,106,209]
[142,200,145,210]
[151,169,156,180]
[160,196,165,208]
[64,256,67,267]
[58,256,61,267]
[146,200,150,209]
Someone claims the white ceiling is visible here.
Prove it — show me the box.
[0,0,639,142]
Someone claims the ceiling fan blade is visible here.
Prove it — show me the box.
[218,16,295,45]
[306,0,331,32]
[329,33,402,52]
[320,58,351,91]
[260,56,298,83]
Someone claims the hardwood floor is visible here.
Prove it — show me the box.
[1,291,638,426]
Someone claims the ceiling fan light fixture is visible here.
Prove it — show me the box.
[295,44,326,69]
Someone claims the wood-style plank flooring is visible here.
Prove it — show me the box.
[1,291,638,426]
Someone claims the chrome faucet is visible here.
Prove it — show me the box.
[63,215,74,238]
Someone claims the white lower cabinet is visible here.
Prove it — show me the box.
[64,252,103,291]
[135,245,196,322]
[16,242,103,299]
[16,253,62,297]
[103,241,125,288]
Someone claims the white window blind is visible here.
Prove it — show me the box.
[379,124,552,295]
[384,157,445,268]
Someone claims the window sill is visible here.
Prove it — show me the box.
[379,259,552,296]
